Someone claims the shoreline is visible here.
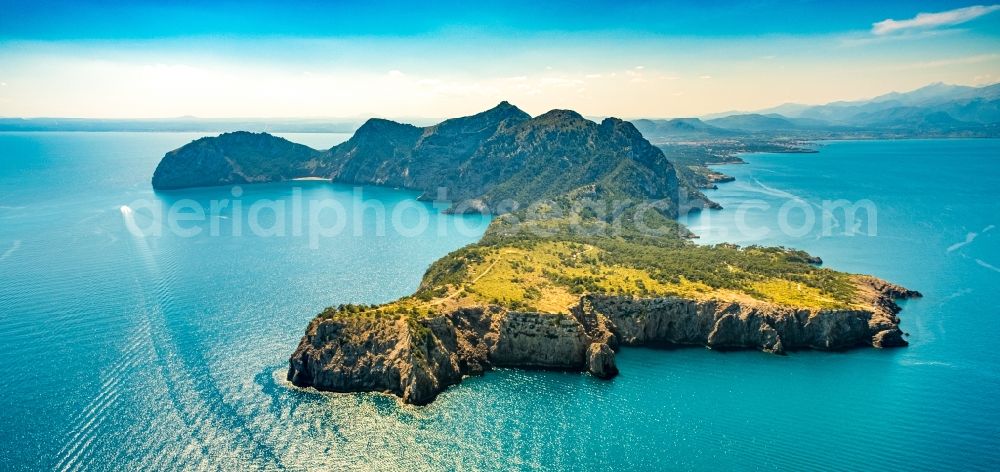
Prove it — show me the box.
[286,138,921,405]
[289,278,918,405]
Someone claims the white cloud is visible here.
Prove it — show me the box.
[699,75,713,79]
[872,4,1000,35]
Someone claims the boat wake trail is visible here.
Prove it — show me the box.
[0,240,21,261]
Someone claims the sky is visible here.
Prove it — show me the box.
[0,0,998,119]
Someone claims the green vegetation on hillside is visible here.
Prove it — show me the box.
[317,200,859,325]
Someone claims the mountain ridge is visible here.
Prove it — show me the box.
[674,82,1000,137]
[152,102,712,216]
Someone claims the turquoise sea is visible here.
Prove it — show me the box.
[0,134,997,470]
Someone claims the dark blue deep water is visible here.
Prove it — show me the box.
[0,134,997,470]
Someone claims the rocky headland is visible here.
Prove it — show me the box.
[288,275,919,405]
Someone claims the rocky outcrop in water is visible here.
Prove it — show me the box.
[287,276,919,404]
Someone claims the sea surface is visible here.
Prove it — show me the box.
[0,134,997,470]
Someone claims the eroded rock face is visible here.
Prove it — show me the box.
[287,277,920,404]
[287,308,593,405]
[577,296,877,354]
[587,343,618,379]
[488,312,589,369]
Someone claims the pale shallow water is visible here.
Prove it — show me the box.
[1,134,997,470]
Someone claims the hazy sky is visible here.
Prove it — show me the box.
[1,0,998,119]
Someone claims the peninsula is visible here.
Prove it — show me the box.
[152,103,920,404]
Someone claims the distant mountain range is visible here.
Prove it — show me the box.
[634,82,1000,141]
[629,118,737,139]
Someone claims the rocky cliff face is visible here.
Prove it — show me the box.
[287,276,919,405]
[286,308,595,405]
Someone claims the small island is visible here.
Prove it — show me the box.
[153,102,920,405]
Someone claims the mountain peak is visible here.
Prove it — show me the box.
[428,102,531,133]
[482,101,530,119]
[351,118,422,142]
[535,109,586,122]
[357,117,410,131]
